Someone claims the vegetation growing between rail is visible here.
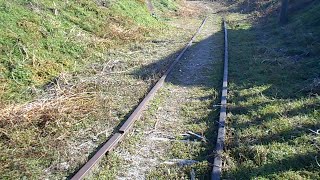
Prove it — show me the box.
[1,0,319,179]
[91,15,225,179]
[224,0,320,179]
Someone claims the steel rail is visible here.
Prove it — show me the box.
[119,17,208,133]
[71,17,208,180]
[212,20,228,180]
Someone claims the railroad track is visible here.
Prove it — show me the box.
[71,17,229,180]
[212,20,228,180]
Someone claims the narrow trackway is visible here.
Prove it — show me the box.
[114,14,224,179]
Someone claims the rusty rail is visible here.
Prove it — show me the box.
[212,20,228,180]
[71,17,208,180]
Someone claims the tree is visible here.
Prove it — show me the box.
[280,0,289,24]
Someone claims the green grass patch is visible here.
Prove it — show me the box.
[144,16,225,179]
[0,0,194,179]
[152,0,178,12]
[224,3,320,179]
[0,0,168,103]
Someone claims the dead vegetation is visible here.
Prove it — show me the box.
[175,1,203,17]
[0,0,219,178]
[0,8,203,178]
[97,12,226,179]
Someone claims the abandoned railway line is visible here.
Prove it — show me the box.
[71,17,229,180]
[2,1,319,179]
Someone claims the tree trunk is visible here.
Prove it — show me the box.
[280,0,289,24]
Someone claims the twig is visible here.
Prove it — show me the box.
[190,169,196,180]
[53,2,58,16]
[162,159,198,166]
[104,69,131,75]
[309,129,320,135]
[212,104,222,107]
[315,156,320,168]
[154,118,160,130]
[187,131,207,142]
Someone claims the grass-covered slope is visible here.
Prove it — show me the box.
[225,1,320,179]
[0,0,165,103]
[152,0,179,13]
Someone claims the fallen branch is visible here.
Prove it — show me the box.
[309,129,320,135]
[187,131,207,142]
[190,169,196,180]
[162,159,198,167]
[315,156,320,168]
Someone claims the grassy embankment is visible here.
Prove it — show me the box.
[0,0,196,179]
[224,0,320,179]
[0,0,164,103]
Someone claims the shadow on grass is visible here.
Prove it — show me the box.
[223,3,320,179]
[69,27,226,179]
[131,36,219,87]
[71,3,320,178]
[231,152,319,179]
[231,100,320,131]
[130,24,225,178]
[130,6,320,178]
[239,122,320,146]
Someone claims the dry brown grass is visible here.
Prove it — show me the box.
[0,31,192,179]
[0,72,117,178]
[176,1,203,17]
[0,1,209,178]
[1,73,96,126]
